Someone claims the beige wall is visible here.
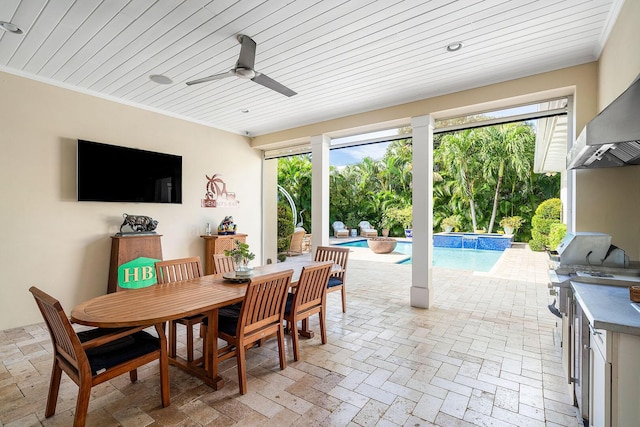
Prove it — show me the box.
[575,0,640,260]
[0,72,263,330]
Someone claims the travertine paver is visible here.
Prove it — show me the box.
[0,245,581,426]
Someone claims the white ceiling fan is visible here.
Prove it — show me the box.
[186,34,296,97]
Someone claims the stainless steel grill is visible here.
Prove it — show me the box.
[548,232,638,425]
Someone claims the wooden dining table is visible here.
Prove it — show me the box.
[70,259,335,391]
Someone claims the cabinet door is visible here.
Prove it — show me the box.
[589,335,611,427]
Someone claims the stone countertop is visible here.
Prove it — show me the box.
[549,269,640,288]
[571,281,640,336]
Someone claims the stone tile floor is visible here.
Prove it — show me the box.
[0,245,581,426]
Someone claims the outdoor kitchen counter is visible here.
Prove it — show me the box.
[549,267,640,288]
[571,281,640,336]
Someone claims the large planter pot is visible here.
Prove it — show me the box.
[503,226,514,235]
[367,237,397,254]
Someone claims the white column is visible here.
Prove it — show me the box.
[311,134,330,251]
[261,158,278,264]
[565,95,576,232]
[410,115,434,308]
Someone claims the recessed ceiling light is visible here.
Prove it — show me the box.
[446,41,464,52]
[149,74,173,84]
[0,21,23,34]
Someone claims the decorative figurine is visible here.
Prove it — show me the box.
[217,216,237,235]
[119,213,158,234]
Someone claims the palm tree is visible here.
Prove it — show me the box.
[478,123,533,233]
[436,129,483,230]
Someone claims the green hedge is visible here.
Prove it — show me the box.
[529,198,562,251]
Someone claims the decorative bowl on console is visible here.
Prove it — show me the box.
[367,237,397,254]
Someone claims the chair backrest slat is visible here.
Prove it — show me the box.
[293,262,333,313]
[314,246,349,281]
[29,287,86,372]
[238,270,292,337]
[212,254,236,274]
[155,257,203,284]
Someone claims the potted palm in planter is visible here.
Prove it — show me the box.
[499,216,524,235]
[225,239,256,276]
[441,215,460,233]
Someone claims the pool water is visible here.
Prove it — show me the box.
[336,240,504,272]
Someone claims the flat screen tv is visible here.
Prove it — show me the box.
[77,140,182,204]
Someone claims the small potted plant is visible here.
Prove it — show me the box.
[344,213,358,237]
[385,206,412,238]
[381,212,393,237]
[441,215,460,232]
[499,216,524,235]
[225,239,255,276]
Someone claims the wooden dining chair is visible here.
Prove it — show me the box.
[284,261,333,361]
[154,256,205,363]
[314,246,350,313]
[216,269,293,395]
[29,286,169,427]
[212,253,237,274]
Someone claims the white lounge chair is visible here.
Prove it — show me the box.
[358,221,378,237]
[332,221,349,237]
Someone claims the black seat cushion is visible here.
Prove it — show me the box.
[202,302,242,326]
[284,292,295,315]
[218,314,239,336]
[327,277,343,288]
[77,329,160,375]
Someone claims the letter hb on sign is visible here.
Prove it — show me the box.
[118,257,160,289]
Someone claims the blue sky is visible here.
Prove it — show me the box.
[330,141,391,168]
[327,103,548,168]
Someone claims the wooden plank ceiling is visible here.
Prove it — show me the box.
[0,0,624,136]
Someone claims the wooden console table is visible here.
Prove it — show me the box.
[201,234,247,275]
[108,234,163,293]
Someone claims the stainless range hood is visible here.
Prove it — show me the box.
[568,74,640,169]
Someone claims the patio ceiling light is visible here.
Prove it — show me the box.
[446,41,463,52]
[149,74,173,84]
[0,21,23,34]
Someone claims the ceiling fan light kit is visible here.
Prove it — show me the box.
[186,34,296,97]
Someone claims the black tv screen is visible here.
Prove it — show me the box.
[77,140,182,204]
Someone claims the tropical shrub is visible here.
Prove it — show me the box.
[441,215,461,231]
[277,204,294,261]
[385,206,412,230]
[548,223,567,251]
[529,198,562,251]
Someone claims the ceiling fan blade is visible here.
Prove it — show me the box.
[252,72,297,97]
[186,70,234,86]
[236,34,256,70]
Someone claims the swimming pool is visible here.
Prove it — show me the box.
[335,240,504,272]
